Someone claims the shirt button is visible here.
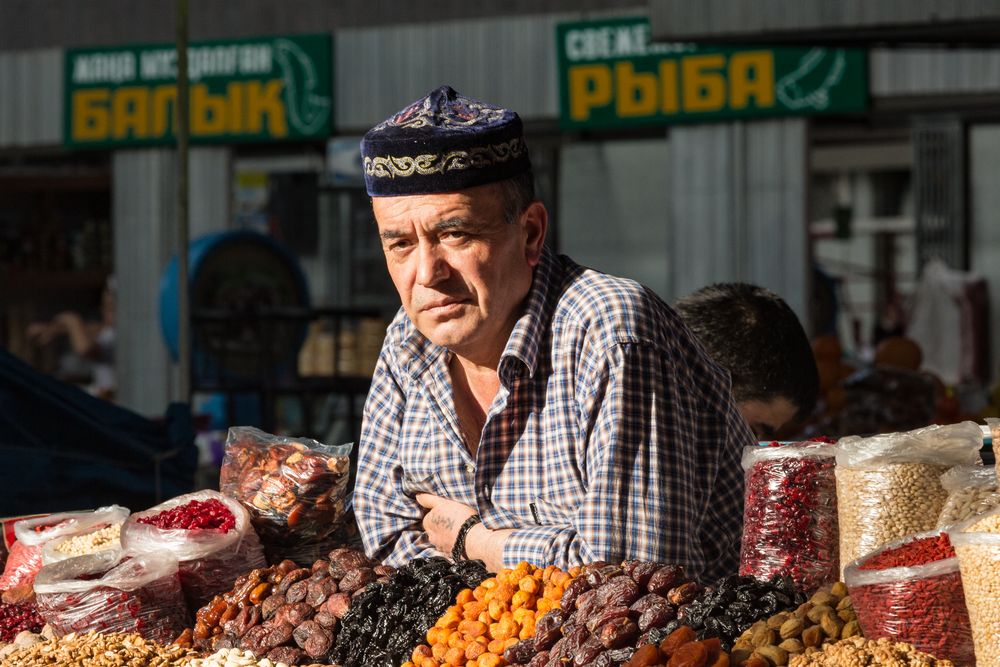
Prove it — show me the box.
[466,464,475,474]
[481,484,491,498]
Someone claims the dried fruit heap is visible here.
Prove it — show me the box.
[137,499,236,532]
[179,547,392,666]
[331,557,490,667]
[0,602,44,643]
[659,575,806,651]
[406,562,578,667]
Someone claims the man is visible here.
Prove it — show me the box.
[354,86,754,581]
[675,284,819,439]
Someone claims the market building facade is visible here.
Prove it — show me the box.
[2,0,999,417]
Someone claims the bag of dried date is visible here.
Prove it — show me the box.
[120,490,266,610]
[220,426,352,562]
[739,439,839,593]
[0,505,129,592]
[33,548,188,644]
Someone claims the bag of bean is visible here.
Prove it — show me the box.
[951,507,1000,665]
[835,421,982,572]
[33,548,188,644]
[0,506,128,591]
[844,530,974,666]
[739,439,839,593]
[39,505,130,566]
[937,465,1000,528]
[120,490,266,610]
[220,426,352,564]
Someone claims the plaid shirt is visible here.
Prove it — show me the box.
[355,247,752,581]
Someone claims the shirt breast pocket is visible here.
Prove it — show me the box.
[400,471,447,498]
[529,496,575,526]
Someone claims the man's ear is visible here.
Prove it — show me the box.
[521,201,548,266]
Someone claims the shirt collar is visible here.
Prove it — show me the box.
[396,245,558,383]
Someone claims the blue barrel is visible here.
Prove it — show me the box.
[159,230,310,380]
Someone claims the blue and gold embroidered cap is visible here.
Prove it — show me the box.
[361,85,531,196]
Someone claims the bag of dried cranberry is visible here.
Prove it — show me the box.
[739,439,838,594]
[220,426,352,561]
[844,530,974,667]
[120,491,266,609]
[33,548,188,644]
[0,505,129,591]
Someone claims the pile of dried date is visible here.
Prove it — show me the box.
[331,557,491,667]
[177,547,391,665]
[500,560,702,667]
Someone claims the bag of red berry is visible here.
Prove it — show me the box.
[33,548,188,644]
[844,529,974,667]
[739,439,839,594]
[120,491,266,609]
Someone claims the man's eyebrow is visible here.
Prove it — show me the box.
[432,218,476,232]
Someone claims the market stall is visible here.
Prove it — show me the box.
[1,421,998,667]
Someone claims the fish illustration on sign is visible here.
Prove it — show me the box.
[776,48,847,111]
[274,38,332,134]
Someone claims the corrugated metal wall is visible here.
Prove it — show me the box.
[0,48,61,147]
[668,119,808,319]
[871,49,1000,97]
[648,0,1000,40]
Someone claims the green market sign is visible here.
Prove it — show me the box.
[65,34,332,148]
[557,17,867,129]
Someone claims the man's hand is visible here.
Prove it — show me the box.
[414,493,477,555]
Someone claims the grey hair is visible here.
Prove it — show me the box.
[497,172,536,224]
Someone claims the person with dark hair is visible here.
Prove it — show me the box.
[353,86,753,581]
[675,283,819,439]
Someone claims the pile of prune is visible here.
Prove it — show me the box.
[178,547,392,665]
[650,574,806,651]
[502,560,701,667]
[331,557,490,667]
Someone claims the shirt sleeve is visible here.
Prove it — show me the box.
[353,350,448,566]
[501,341,748,581]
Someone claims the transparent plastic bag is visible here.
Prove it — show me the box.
[835,422,982,572]
[951,507,1000,665]
[739,440,839,593]
[0,506,129,591]
[988,417,1000,486]
[120,490,266,610]
[844,530,974,666]
[33,549,188,644]
[220,426,352,554]
[937,465,1000,527]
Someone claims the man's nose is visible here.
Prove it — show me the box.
[415,242,447,286]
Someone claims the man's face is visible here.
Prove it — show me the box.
[372,183,547,363]
[737,396,799,440]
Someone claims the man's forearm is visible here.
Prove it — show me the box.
[464,524,515,571]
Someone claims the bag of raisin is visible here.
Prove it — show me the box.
[739,439,839,594]
[220,426,351,563]
[33,548,188,644]
[120,490,265,609]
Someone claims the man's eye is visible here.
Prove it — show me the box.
[388,240,411,251]
[443,231,467,240]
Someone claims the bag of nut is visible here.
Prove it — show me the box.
[0,505,128,591]
[937,465,1000,528]
[951,507,1000,665]
[33,548,189,644]
[844,529,974,666]
[987,417,1000,485]
[835,421,982,573]
[39,504,130,565]
[219,426,352,564]
[120,490,267,610]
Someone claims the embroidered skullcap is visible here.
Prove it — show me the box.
[361,85,531,196]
